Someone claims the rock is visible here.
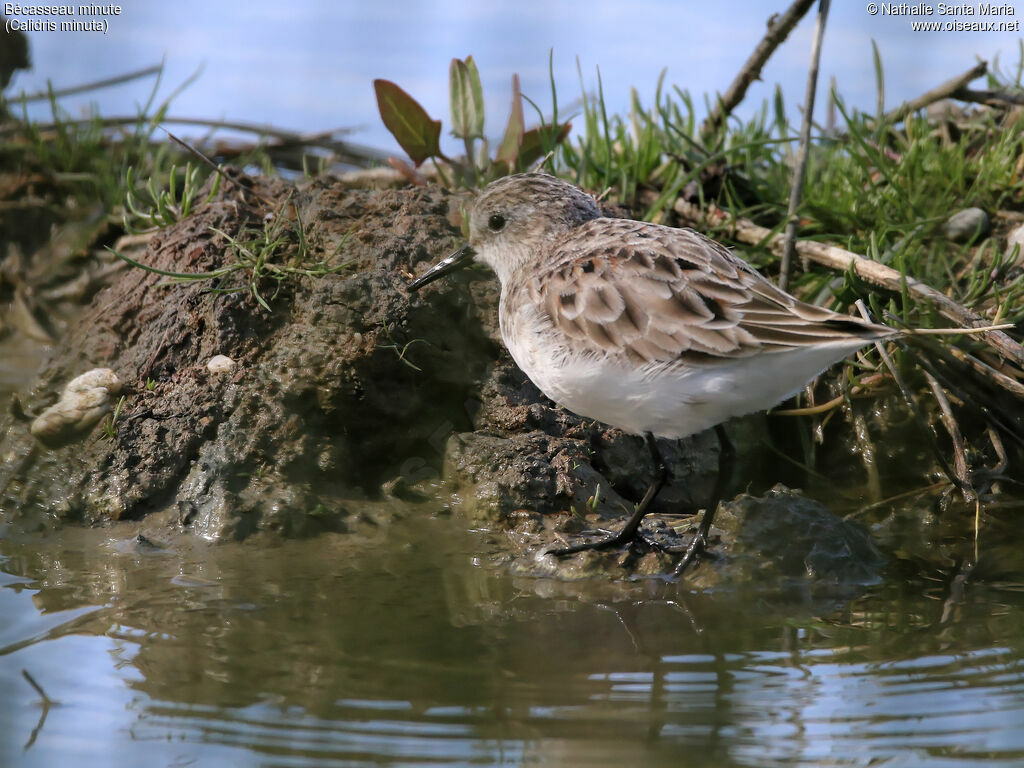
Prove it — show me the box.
[712,485,884,590]
[442,430,627,526]
[943,207,991,244]
[1006,223,1024,265]
[30,368,122,446]
[206,354,235,374]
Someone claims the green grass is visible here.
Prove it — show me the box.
[110,200,355,311]
[101,395,126,440]
[123,161,222,233]
[2,63,359,311]
[2,64,279,248]
[4,67,203,212]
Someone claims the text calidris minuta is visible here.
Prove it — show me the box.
[408,172,955,572]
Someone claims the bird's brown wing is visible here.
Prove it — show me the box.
[527,218,889,367]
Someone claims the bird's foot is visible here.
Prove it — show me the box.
[672,529,709,576]
[547,526,662,557]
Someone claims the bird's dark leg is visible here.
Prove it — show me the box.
[674,424,734,576]
[547,431,666,556]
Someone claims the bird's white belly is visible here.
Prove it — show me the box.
[516,349,742,438]
[503,307,869,439]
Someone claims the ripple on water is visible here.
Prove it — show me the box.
[3,529,1024,767]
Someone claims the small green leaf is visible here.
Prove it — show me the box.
[449,56,485,140]
[871,40,885,120]
[495,74,525,170]
[373,79,442,166]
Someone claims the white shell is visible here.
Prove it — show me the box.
[31,367,122,443]
[207,355,236,375]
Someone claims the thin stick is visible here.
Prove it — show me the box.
[855,300,964,492]
[21,669,55,751]
[21,669,54,705]
[668,197,1024,368]
[880,61,988,125]
[3,114,348,141]
[849,481,948,516]
[163,129,239,190]
[774,372,887,415]
[12,64,163,103]
[904,324,1014,335]
[780,0,830,291]
[952,87,1024,108]
[923,369,975,502]
[534,150,556,171]
[163,129,282,212]
[699,0,817,143]
[0,116,385,164]
[987,425,1008,475]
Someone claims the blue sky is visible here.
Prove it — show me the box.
[7,1,1023,156]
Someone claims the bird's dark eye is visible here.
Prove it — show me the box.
[487,213,506,232]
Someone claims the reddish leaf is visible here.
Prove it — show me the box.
[373,79,442,167]
[518,122,572,169]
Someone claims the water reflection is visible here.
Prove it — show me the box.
[2,518,1024,767]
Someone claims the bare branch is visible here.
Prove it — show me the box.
[12,64,162,102]
[699,0,818,142]
[952,86,1024,108]
[924,370,975,502]
[780,0,830,291]
[880,61,988,125]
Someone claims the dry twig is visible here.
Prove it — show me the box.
[0,115,386,169]
[699,0,817,143]
[879,61,988,125]
[923,369,974,501]
[855,301,966,496]
[12,64,162,102]
[780,0,830,291]
[951,87,1024,108]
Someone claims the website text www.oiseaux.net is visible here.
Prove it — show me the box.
[867,3,1021,31]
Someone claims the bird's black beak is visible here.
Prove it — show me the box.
[408,243,477,291]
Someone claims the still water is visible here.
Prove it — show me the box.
[2,509,1024,767]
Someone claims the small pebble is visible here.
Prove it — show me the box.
[207,355,236,374]
[943,207,991,244]
[1006,223,1024,265]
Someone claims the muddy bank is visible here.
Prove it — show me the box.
[0,172,886,585]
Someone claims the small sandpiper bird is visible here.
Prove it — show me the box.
[408,172,967,572]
